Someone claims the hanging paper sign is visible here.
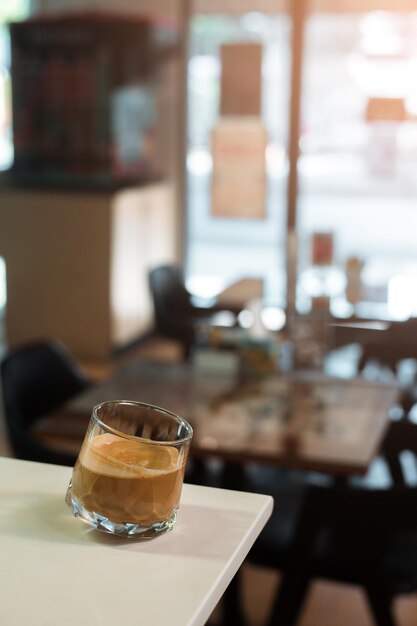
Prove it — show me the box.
[220,43,262,116]
[366,98,406,122]
[211,117,267,219]
[312,232,334,266]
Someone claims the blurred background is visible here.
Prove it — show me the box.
[2,3,417,625]
[1,0,417,364]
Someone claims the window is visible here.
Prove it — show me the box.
[0,0,31,171]
[185,1,417,322]
[297,4,417,320]
[185,2,291,306]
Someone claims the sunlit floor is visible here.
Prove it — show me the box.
[187,240,285,304]
[210,565,417,626]
[186,188,417,321]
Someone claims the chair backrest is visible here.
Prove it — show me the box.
[358,317,417,373]
[0,339,90,464]
[381,419,417,488]
[242,419,417,626]
[295,421,417,542]
[148,264,192,334]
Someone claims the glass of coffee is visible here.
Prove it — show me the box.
[65,400,193,538]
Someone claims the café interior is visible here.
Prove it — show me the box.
[2,0,417,625]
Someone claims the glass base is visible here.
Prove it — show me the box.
[65,489,178,539]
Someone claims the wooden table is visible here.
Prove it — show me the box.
[33,360,399,477]
[0,457,272,626]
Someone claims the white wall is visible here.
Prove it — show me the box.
[0,189,112,360]
[110,183,177,347]
[0,183,178,360]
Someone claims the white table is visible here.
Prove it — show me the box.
[0,457,273,626]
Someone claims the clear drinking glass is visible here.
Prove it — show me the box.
[65,400,193,538]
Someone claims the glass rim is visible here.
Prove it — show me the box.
[92,400,193,446]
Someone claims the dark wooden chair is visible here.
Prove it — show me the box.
[357,317,417,419]
[358,317,417,375]
[148,264,241,359]
[220,467,330,626]
[226,420,417,626]
[1,339,91,466]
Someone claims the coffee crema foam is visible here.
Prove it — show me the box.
[80,433,179,479]
[71,433,185,524]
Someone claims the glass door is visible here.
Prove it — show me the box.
[296,0,417,321]
[185,0,292,313]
